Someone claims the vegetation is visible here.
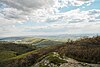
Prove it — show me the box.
[0,45,62,67]
[0,41,36,61]
[17,37,45,44]
[0,36,100,67]
[34,39,63,47]
[59,36,100,63]
[47,52,67,66]
[15,37,63,47]
[0,51,17,61]
[38,52,67,67]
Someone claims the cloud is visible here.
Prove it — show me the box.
[0,0,54,11]
[45,9,100,24]
[0,8,28,20]
[0,0,94,10]
[0,0,100,37]
[70,0,94,6]
[0,7,29,26]
[0,0,95,23]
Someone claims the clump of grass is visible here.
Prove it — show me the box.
[48,52,67,66]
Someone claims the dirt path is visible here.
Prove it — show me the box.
[60,57,100,67]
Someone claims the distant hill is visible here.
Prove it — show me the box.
[0,37,64,48]
[0,33,99,41]
[32,39,63,47]
[13,37,64,47]
[33,33,100,41]
[0,37,25,41]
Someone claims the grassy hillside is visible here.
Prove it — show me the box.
[59,36,100,63]
[0,36,100,67]
[0,45,62,67]
[33,39,63,47]
[0,41,36,61]
[16,37,44,44]
[14,37,64,47]
[0,51,17,61]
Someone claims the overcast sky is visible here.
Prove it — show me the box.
[0,0,100,37]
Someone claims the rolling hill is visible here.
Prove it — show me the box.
[0,37,64,47]
[0,37,64,62]
[0,36,100,67]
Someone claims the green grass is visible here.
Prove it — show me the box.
[0,41,37,63]
[18,37,45,44]
[0,51,17,61]
[33,52,67,67]
[0,41,36,54]
[0,45,62,67]
[47,52,67,66]
[35,52,67,67]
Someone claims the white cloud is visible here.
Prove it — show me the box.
[0,0,100,36]
[70,0,94,6]
[0,0,54,11]
[0,7,29,27]
[26,26,48,30]
[0,0,95,22]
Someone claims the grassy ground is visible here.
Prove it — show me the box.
[0,51,17,61]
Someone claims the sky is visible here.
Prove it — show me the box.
[0,0,100,37]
